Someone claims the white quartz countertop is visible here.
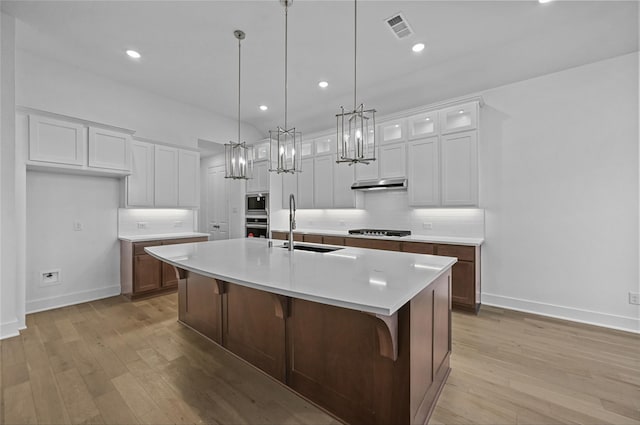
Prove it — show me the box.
[271,228,484,246]
[145,238,457,316]
[118,232,209,242]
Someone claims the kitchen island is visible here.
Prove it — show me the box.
[146,238,456,425]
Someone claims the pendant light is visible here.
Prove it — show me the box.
[336,0,376,165]
[268,0,302,174]
[225,30,254,179]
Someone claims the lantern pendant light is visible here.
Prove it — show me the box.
[268,0,302,174]
[225,30,254,179]
[336,0,376,165]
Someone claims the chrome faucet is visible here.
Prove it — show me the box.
[288,193,296,251]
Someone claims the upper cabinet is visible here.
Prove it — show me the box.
[29,115,86,167]
[314,134,336,156]
[88,127,131,171]
[408,111,438,140]
[246,161,269,194]
[27,113,133,176]
[126,141,200,208]
[440,102,478,134]
[441,131,478,206]
[408,137,440,207]
[379,119,406,145]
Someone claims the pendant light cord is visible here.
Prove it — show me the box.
[284,1,289,130]
[354,0,357,111]
[237,34,241,144]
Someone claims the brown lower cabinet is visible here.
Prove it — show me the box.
[176,270,452,425]
[120,236,207,299]
[272,231,480,312]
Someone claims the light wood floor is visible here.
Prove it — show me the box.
[1,294,638,425]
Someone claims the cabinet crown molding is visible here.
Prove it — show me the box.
[17,106,136,135]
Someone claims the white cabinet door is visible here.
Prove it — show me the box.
[379,119,405,145]
[379,142,407,179]
[440,102,478,135]
[333,160,356,208]
[88,127,131,171]
[282,172,298,209]
[154,145,179,207]
[207,165,229,241]
[178,150,200,207]
[313,155,334,208]
[28,115,86,166]
[408,111,438,140]
[127,140,155,207]
[247,161,268,194]
[297,158,314,209]
[408,137,440,207]
[441,131,478,206]
[354,149,379,181]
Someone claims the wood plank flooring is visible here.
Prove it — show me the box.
[1,294,638,425]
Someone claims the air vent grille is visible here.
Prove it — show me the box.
[385,12,413,39]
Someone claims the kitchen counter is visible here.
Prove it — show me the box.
[118,232,209,242]
[271,228,484,246]
[145,237,456,316]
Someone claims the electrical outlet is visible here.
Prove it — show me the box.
[40,269,61,286]
[422,222,433,230]
[629,292,640,305]
[137,222,148,230]
[174,221,183,228]
[73,221,83,231]
[339,221,346,227]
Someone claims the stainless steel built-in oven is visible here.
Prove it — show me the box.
[246,194,268,215]
[246,216,268,238]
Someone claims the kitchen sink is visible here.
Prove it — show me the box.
[281,243,344,253]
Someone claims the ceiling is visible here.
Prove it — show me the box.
[3,1,638,140]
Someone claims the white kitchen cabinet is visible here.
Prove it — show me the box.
[281,172,298,209]
[354,149,380,181]
[300,139,314,158]
[408,137,440,207]
[440,102,478,134]
[441,131,478,206]
[154,145,179,207]
[379,142,406,179]
[178,149,200,207]
[29,115,86,166]
[315,134,336,156]
[88,127,131,171]
[313,155,334,208]
[333,160,358,208]
[297,158,314,209]
[379,119,405,145]
[408,111,438,140]
[253,140,270,162]
[126,140,155,207]
[246,161,269,194]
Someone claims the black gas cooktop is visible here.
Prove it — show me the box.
[348,229,412,237]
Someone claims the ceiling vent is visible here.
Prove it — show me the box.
[385,12,413,39]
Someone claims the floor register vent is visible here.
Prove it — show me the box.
[385,12,414,39]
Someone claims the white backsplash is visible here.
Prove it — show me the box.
[270,191,484,238]
[118,208,197,236]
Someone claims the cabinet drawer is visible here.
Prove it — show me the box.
[436,244,475,262]
[162,237,207,245]
[272,231,288,240]
[345,238,401,252]
[302,234,323,244]
[133,241,162,255]
[323,236,345,246]
[401,242,435,255]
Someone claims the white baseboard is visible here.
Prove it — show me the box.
[0,319,26,340]
[26,284,121,315]
[482,293,640,334]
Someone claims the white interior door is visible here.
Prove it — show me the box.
[207,165,229,241]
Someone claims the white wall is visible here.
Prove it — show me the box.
[16,50,262,148]
[0,12,25,339]
[25,171,121,313]
[118,208,196,236]
[479,52,639,332]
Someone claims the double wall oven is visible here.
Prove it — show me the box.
[245,194,269,238]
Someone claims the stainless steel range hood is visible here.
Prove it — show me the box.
[351,178,408,191]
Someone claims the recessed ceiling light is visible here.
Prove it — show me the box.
[318,81,329,88]
[458,109,465,114]
[412,43,425,53]
[426,117,431,121]
[538,0,554,3]
[126,49,141,59]
[259,105,268,111]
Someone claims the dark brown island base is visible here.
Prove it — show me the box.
[146,239,454,425]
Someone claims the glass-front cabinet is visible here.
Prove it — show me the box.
[440,102,478,134]
[408,111,438,140]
